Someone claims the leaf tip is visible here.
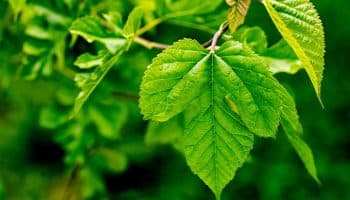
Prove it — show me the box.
[317,94,325,109]
[69,100,84,120]
[315,176,322,186]
[68,108,78,120]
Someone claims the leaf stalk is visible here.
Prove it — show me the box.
[210,23,229,52]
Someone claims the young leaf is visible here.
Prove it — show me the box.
[278,85,320,183]
[233,27,303,74]
[232,26,268,54]
[164,0,223,15]
[262,0,325,104]
[88,101,128,140]
[19,53,53,80]
[40,104,70,129]
[226,0,251,33]
[90,148,128,173]
[263,39,303,75]
[19,21,67,80]
[102,12,124,34]
[9,0,26,21]
[123,7,144,38]
[70,16,127,53]
[74,51,108,69]
[140,39,286,198]
[70,49,125,118]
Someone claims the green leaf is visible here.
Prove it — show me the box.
[232,27,303,74]
[140,39,285,198]
[19,53,53,80]
[123,7,144,38]
[155,0,226,34]
[80,167,106,198]
[232,26,268,54]
[39,104,70,129]
[262,0,325,104]
[90,148,128,173]
[70,49,125,118]
[22,39,48,56]
[74,51,108,69]
[88,102,128,139]
[140,39,282,137]
[278,84,303,137]
[164,0,223,15]
[28,3,72,25]
[24,24,52,40]
[9,0,26,21]
[56,123,95,165]
[263,39,303,75]
[70,16,127,53]
[226,0,251,33]
[183,96,254,199]
[283,122,320,184]
[102,12,124,34]
[278,85,320,184]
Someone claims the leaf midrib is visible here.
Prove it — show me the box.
[209,53,219,196]
[160,53,210,119]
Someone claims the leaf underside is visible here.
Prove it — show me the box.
[140,39,285,198]
[227,0,251,33]
[263,39,303,75]
[262,0,325,103]
[69,16,126,53]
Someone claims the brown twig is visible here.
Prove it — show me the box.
[112,91,139,101]
[209,23,229,52]
[62,164,82,200]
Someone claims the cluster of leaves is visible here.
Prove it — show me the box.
[139,0,325,198]
[1,0,325,199]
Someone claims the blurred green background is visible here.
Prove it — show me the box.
[0,0,349,200]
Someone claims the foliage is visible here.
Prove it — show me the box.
[0,0,340,200]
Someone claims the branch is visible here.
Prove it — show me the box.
[134,37,169,50]
[136,10,215,37]
[112,91,139,101]
[210,23,229,52]
[135,23,230,50]
[62,164,82,200]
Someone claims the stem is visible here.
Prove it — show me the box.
[203,34,232,48]
[136,10,208,36]
[54,65,76,80]
[134,37,169,49]
[62,164,82,200]
[203,39,213,48]
[210,23,229,52]
[112,91,139,101]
